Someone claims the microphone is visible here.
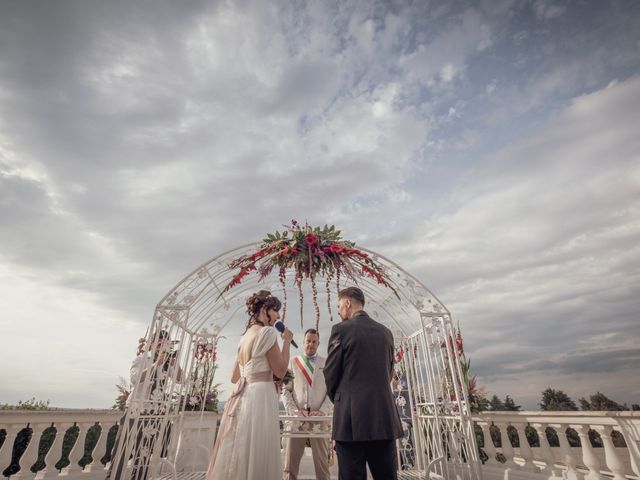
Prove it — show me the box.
[274,321,298,348]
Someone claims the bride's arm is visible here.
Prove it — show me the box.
[230,360,240,384]
[266,330,292,379]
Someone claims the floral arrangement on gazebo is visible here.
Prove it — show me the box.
[219,220,399,328]
[183,337,221,412]
[440,330,486,411]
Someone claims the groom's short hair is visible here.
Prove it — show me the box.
[338,287,365,306]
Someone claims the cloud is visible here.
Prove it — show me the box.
[1,0,639,408]
[532,0,566,19]
[398,7,495,87]
[0,261,141,408]
[385,76,640,406]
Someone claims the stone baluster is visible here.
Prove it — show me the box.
[552,423,582,480]
[616,422,640,477]
[477,421,498,465]
[13,423,48,479]
[593,426,627,480]
[87,423,111,473]
[63,422,89,475]
[513,423,537,472]
[531,423,559,476]
[0,425,22,475]
[495,423,517,469]
[573,424,604,480]
[41,422,72,479]
[628,446,640,479]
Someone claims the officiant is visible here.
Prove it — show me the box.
[281,328,333,480]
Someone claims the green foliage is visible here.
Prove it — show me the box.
[487,394,521,412]
[506,425,519,447]
[539,388,578,411]
[112,377,130,411]
[100,425,120,464]
[2,428,32,476]
[30,426,56,472]
[525,425,539,447]
[579,391,627,411]
[489,395,504,411]
[0,397,51,411]
[470,394,490,413]
[54,425,79,470]
[503,395,521,411]
[488,394,521,411]
[77,425,102,469]
[490,424,501,448]
[0,422,119,476]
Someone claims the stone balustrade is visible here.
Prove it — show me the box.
[3,409,639,479]
[474,411,640,480]
[0,410,220,479]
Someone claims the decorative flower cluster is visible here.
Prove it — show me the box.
[195,340,217,362]
[184,338,220,412]
[220,220,399,328]
[440,328,484,404]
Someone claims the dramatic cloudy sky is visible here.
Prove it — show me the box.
[1,0,639,409]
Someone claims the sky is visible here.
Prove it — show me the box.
[1,0,639,410]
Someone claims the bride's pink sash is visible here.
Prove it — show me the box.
[206,370,273,475]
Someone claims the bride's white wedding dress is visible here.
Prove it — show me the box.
[206,326,282,480]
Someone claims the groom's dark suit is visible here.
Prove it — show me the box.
[324,310,403,480]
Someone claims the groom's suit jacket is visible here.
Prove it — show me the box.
[282,354,333,415]
[324,311,403,442]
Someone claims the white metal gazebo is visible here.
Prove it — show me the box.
[110,239,481,480]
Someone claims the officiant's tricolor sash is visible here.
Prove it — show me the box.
[294,355,314,386]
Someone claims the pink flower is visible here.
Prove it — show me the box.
[456,332,464,353]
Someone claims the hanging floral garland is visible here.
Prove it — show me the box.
[219,220,400,329]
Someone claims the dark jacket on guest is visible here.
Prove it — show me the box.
[324,310,404,442]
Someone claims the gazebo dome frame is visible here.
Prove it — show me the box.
[111,242,482,480]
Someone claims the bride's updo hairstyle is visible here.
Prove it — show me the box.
[245,290,282,330]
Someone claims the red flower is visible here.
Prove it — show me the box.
[282,245,297,257]
[324,243,345,254]
[305,233,319,247]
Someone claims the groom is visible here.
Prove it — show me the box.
[324,287,403,480]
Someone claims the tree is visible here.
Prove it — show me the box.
[487,394,520,411]
[539,388,578,411]
[0,397,50,411]
[471,394,490,413]
[503,395,521,411]
[579,392,627,411]
[112,377,130,411]
[489,395,505,411]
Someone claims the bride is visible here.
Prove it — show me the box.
[206,290,293,480]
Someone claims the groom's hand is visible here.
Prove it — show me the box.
[309,410,325,416]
